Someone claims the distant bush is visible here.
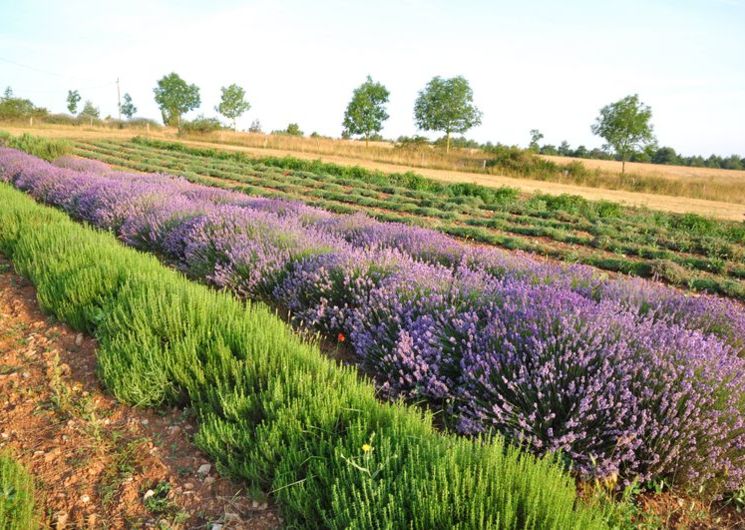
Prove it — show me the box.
[0,95,48,121]
[6,132,71,161]
[394,135,431,150]
[178,116,224,134]
[271,123,304,137]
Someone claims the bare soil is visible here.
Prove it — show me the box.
[0,256,281,529]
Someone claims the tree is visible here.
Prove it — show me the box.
[528,129,543,151]
[78,100,99,118]
[216,83,251,131]
[414,76,482,153]
[66,90,81,114]
[558,140,572,156]
[286,123,303,136]
[342,75,390,146]
[248,119,262,133]
[591,94,655,174]
[120,93,137,120]
[2,87,12,100]
[153,73,201,127]
[652,146,679,165]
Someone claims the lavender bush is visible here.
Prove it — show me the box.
[2,146,744,494]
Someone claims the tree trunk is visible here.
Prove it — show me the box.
[446,131,451,154]
[365,133,369,148]
[621,159,626,175]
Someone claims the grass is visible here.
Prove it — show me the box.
[72,137,745,302]
[0,182,609,528]
[0,453,36,530]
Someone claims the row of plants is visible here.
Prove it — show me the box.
[0,168,606,528]
[2,147,744,504]
[0,453,35,529]
[73,138,745,300]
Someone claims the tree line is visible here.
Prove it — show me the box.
[1,76,743,172]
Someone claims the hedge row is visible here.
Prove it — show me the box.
[0,183,605,529]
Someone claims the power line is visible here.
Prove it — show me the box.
[0,55,114,86]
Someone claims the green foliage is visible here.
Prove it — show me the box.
[6,133,71,161]
[120,93,137,120]
[591,94,656,173]
[78,100,100,119]
[0,182,606,529]
[153,72,201,126]
[178,115,224,134]
[272,123,304,137]
[0,92,48,120]
[0,452,36,530]
[66,89,81,114]
[342,75,390,145]
[216,83,250,130]
[529,129,544,151]
[414,76,482,152]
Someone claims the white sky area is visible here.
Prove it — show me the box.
[1,0,743,155]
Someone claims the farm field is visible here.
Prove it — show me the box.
[1,139,745,527]
[0,154,609,529]
[70,136,745,301]
[3,124,745,217]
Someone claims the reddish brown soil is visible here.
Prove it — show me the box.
[0,256,281,529]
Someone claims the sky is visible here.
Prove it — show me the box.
[0,0,743,155]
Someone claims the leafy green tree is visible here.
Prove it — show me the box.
[66,90,81,114]
[78,100,100,119]
[558,140,572,156]
[591,94,655,174]
[286,123,303,136]
[652,146,679,165]
[2,87,12,100]
[216,83,250,131]
[528,129,543,151]
[153,73,201,127]
[120,93,137,120]
[248,119,262,133]
[414,76,482,153]
[342,75,390,146]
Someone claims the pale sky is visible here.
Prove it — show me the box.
[1,0,744,155]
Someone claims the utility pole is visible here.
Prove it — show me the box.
[116,77,121,121]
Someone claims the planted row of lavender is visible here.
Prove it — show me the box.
[2,147,744,494]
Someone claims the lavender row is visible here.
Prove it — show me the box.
[2,148,744,494]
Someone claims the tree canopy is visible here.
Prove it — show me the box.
[153,72,201,127]
[216,83,251,130]
[120,93,137,120]
[342,75,390,146]
[591,94,655,174]
[414,76,482,152]
[66,90,81,114]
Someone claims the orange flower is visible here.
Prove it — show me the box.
[337,332,346,343]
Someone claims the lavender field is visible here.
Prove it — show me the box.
[2,148,745,497]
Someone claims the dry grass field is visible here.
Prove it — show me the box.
[3,123,745,220]
[543,153,745,180]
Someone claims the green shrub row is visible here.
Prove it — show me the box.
[0,452,35,530]
[0,132,71,161]
[75,140,745,301]
[0,183,606,529]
